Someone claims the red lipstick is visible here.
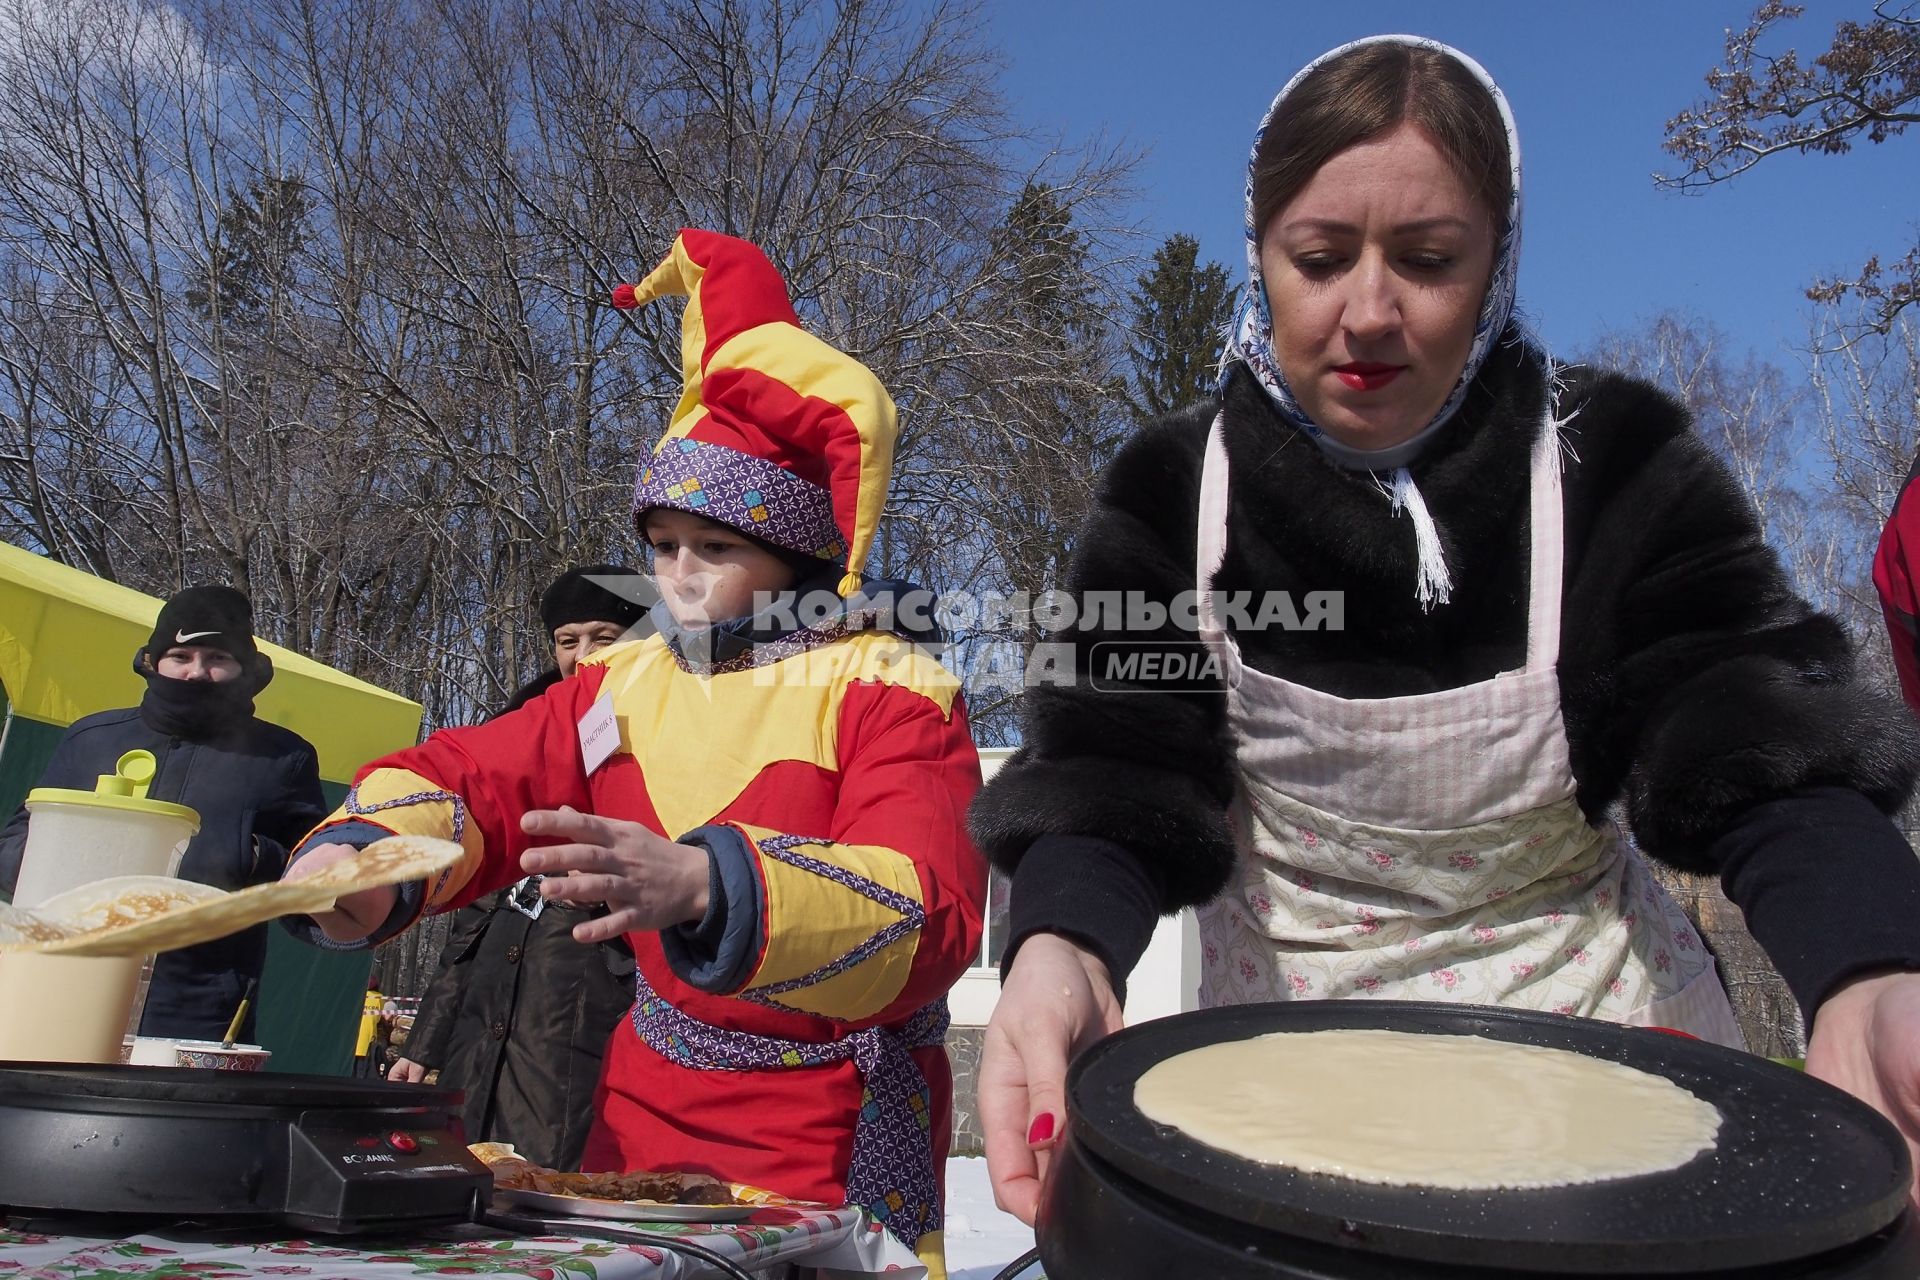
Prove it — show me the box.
[1333,362,1404,391]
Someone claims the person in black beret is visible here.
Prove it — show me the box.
[0,585,325,1041]
[495,565,650,714]
[384,565,647,1169]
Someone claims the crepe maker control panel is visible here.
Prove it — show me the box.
[282,1113,491,1232]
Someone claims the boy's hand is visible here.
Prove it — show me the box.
[519,808,710,943]
[283,842,398,943]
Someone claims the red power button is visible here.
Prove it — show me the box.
[386,1131,419,1153]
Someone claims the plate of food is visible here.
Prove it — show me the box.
[495,1186,756,1223]
[471,1143,802,1223]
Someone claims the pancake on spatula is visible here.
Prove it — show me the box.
[0,877,226,947]
[0,835,463,957]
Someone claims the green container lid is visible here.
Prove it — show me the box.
[24,749,199,829]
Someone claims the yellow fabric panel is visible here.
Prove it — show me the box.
[706,321,897,582]
[319,767,484,909]
[0,540,422,782]
[742,634,961,714]
[742,829,923,1022]
[650,408,711,459]
[706,320,895,468]
[916,1230,946,1280]
[606,631,958,841]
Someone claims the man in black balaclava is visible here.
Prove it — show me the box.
[0,586,325,1041]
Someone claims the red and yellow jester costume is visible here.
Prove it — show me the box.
[289,231,984,1277]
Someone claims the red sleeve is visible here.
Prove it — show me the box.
[1874,461,1920,715]
[305,666,605,912]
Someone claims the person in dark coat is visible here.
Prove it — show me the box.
[385,565,646,1170]
[0,586,324,1041]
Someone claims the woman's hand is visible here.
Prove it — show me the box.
[1806,969,1920,1207]
[519,808,710,944]
[979,932,1125,1226]
[283,843,397,943]
[387,1057,429,1083]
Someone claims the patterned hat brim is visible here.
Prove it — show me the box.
[633,438,847,561]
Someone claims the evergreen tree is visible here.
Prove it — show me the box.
[187,177,313,330]
[1125,232,1233,421]
[996,182,1099,339]
[961,183,1128,692]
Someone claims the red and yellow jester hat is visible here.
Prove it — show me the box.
[616,230,898,599]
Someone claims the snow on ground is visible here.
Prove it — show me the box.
[944,1155,1038,1279]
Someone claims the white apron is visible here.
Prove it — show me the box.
[1191,410,1745,1047]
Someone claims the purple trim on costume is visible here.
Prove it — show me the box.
[633,437,845,559]
[737,834,925,1005]
[628,969,948,1249]
[665,604,903,676]
[344,783,468,904]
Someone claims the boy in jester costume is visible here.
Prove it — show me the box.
[284,230,986,1274]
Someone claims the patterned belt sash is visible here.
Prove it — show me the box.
[629,969,949,1249]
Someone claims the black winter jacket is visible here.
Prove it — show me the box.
[970,340,1920,1016]
[402,891,635,1170]
[0,705,324,1039]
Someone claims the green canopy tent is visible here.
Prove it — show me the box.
[0,540,424,1073]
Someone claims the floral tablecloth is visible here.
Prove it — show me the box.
[0,1205,924,1279]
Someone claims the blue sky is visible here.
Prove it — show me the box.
[984,0,1915,365]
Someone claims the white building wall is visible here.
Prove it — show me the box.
[961,748,1200,1028]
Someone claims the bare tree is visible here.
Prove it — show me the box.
[0,0,1141,989]
[1577,312,1855,1056]
[1661,1,1920,336]
[1578,312,1819,592]
[1588,305,1920,1050]
[935,182,1134,741]
[1805,304,1920,641]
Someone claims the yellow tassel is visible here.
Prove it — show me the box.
[837,570,862,599]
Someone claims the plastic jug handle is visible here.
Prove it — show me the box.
[108,749,158,800]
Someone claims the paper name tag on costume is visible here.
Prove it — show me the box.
[578,694,620,775]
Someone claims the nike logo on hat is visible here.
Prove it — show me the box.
[175,629,221,643]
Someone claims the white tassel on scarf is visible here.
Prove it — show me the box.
[1389,468,1452,610]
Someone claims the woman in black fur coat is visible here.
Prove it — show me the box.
[969,35,1920,1224]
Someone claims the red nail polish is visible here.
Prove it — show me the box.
[1027,1112,1056,1145]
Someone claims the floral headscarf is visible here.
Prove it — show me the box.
[1224,34,1524,609]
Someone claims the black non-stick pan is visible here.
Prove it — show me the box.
[1061,1001,1911,1273]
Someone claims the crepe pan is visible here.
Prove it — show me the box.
[1049,1001,1912,1274]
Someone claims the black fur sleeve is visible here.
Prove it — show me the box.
[1559,369,1920,1011]
[968,407,1240,982]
